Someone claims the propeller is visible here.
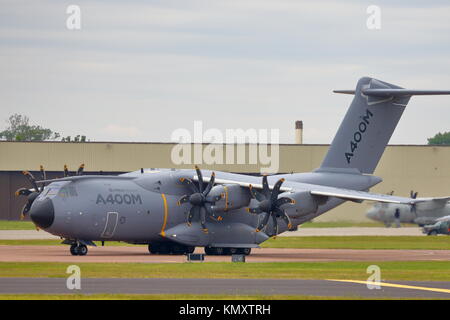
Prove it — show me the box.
[409,190,419,215]
[246,176,295,236]
[15,163,86,220]
[77,163,85,176]
[177,166,222,233]
[63,164,85,177]
[15,170,41,220]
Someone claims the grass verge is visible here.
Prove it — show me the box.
[0,221,36,230]
[1,261,449,281]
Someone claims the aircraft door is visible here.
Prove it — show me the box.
[101,212,119,238]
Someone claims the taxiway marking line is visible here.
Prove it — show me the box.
[328,279,450,295]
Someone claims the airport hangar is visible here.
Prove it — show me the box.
[0,141,449,222]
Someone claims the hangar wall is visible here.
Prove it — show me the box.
[1,141,449,221]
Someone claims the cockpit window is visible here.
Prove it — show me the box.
[58,186,78,197]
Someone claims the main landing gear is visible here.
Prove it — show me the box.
[70,244,88,256]
[148,242,195,255]
[204,247,251,256]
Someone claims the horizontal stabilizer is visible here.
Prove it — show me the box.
[334,89,450,97]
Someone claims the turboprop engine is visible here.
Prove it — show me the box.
[282,190,321,218]
[208,184,252,213]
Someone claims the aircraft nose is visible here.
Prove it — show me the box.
[30,198,55,229]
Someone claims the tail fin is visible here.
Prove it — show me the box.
[320,77,450,174]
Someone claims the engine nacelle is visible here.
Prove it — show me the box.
[283,191,320,218]
[208,184,251,213]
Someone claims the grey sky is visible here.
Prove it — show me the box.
[1,0,450,143]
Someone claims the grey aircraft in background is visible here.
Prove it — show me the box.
[366,191,450,227]
[15,77,450,256]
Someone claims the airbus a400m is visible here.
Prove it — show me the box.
[16,77,450,256]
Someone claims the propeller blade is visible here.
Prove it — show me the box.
[77,164,85,176]
[262,175,270,198]
[275,207,293,230]
[270,178,285,203]
[187,206,199,226]
[64,165,69,177]
[39,165,46,192]
[249,185,265,201]
[256,212,271,232]
[205,193,222,203]
[270,214,278,236]
[275,197,295,207]
[199,206,207,230]
[15,187,32,197]
[20,204,27,220]
[179,177,199,194]
[195,165,204,193]
[246,207,262,214]
[202,172,215,196]
[22,171,38,192]
[177,194,190,206]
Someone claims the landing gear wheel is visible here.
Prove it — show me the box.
[70,244,79,256]
[78,245,88,256]
[204,247,225,255]
[224,247,238,255]
[149,243,194,255]
[70,244,88,256]
[237,248,251,255]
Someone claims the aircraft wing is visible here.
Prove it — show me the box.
[198,175,427,205]
[415,197,450,211]
[194,176,293,192]
[309,187,426,205]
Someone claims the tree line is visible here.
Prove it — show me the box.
[0,114,88,142]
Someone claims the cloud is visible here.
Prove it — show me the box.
[100,124,140,139]
[1,1,450,144]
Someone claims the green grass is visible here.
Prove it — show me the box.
[262,236,450,250]
[300,221,417,228]
[0,220,37,230]
[1,236,448,250]
[1,261,449,281]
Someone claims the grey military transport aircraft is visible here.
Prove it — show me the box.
[15,77,450,256]
[366,191,450,227]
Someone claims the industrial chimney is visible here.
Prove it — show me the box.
[295,120,303,144]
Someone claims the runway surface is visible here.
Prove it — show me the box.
[0,227,424,240]
[0,278,449,298]
[0,245,449,263]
